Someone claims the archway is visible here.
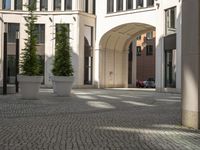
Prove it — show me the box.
[98,23,155,88]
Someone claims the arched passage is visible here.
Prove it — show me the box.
[98,23,155,88]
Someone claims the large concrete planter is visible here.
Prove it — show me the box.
[17,75,43,99]
[51,76,74,96]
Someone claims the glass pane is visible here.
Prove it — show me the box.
[3,0,11,10]
[7,55,16,84]
[29,0,36,10]
[136,0,143,8]
[117,0,123,11]
[165,7,176,35]
[65,0,72,10]
[54,0,61,10]
[107,0,114,13]
[127,0,133,10]
[35,24,45,44]
[8,23,20,43]
[147,0,154,7]
[40,0,48,11]
[165,50,176,88]
[15,0,22,10]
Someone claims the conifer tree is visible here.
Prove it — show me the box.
[52,24,74,76]
[20,0,40,75]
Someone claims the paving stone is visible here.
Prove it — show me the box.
[0,89,199,150]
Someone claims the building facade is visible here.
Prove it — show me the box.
[136,31,155,82]
[0,0,181,92]
[0,0,96,88]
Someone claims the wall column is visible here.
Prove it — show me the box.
[132,40,137,87]
[182,0,200,129]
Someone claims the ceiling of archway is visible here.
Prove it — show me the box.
[100,23,155,51]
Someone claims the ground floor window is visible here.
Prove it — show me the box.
[7,55,16,84]
[84,26,93,85]
[165,49,176,88]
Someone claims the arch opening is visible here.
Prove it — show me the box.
[98,23,156,88]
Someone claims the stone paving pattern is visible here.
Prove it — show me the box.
[0,89,200,150]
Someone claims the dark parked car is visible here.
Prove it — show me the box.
[143,78,155,88]
[136,80,145,88]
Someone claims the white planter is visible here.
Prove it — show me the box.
[17,75,43,100]
[51,76,74,96]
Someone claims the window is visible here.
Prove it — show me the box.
[165,49,176,88]
[128,43,133,61]
[7,55,16,84]
[65,0,72,10]
[84,26,93,85]
[93,0,96,14]
[2,0,11,10]
[7,23,20,43]
[54,0,61,10]
[146,45,153,55]
[146,31,153,40]
[107,0,114,13]
[137,46,141,56]
[56,24,70,43]
[40,0,48,11]
[126,0,133,10]
[136,35,141,40]
[29,0,36,10]
[14,0,22,10]
[117,0,123,11]
[136,0,143,8]
[84,0,89,12]
[147,0,154,7]
[35,24,45,44]
[165,7,176,35]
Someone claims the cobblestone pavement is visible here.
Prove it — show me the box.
[0,88,200,150]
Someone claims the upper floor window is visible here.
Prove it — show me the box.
[136,0,143,8]
[2,0,11,10]
[107,0,114,13]
[126,0,133,10]
[146,45,153,55]
[40,0,48,11]
[146,31,153,40]
[29,0,36,10]
[54,0,61,11]
[7,23,20,43]
[83,0,89,12]
[93,0,96,14]
[117,0,123,11]
[35,24,45,44]
[14,0,22,10]
[65,0,72,10]
[137,46,141,56]
[165,7,176,35]
[147,0,154,7]
[136,35,141,40]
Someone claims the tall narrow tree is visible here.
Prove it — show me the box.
[20,0,40,75]
[52,24,74,76]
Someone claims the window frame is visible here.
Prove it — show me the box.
[146,45,153,56]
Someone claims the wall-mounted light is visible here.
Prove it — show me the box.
[49,17,53,22]
[73,16,76,22]
[156,3,160,9]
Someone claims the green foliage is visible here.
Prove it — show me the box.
[20,0,41,76]
[52,24,74,76]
